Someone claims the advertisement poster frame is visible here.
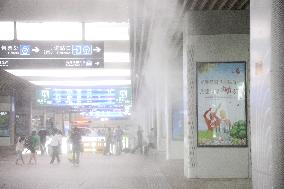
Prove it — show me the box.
[196,62,247,147]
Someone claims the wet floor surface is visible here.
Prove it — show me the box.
[0,151,251,189]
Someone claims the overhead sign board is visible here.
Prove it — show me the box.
[36,88,132,118]
[36,88,131,106]
[0,41,104,68]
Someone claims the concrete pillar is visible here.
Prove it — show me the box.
[151,104,157,147]
[183,11,250,179]
[146,107,152,133]
[61,112,64,132]
[155,84,166,152]
[251,0,284,188]
[156,90,162,151]
[151,104,156,134]
[0,96,13,146]
[28,100,32,135]
[43,108,46,129]
[147,106,152,132]
[149,103,157,148]
[183,32,197,178]
[54,113,63,131]
[9,96,15,145]
[165,83,171,160]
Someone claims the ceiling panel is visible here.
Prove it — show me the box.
[131,0,250,101]
[0,69,35,95]
[0,0,129,22]
[181,0,249,10]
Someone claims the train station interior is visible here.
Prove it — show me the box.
[0,0,283,188]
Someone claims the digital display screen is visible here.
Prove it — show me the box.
[36,88,132,118]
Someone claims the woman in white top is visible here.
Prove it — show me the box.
[50,130,62,164]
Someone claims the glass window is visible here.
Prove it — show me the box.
[85,22,129,40]
[0,22,14,40]
[105,52,130,62]
[17,22,82,40]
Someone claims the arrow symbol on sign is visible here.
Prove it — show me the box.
[32,47,40,53]
[93,47,101,53]
[94,62,100,66]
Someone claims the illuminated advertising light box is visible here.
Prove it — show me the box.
[0,111,9,137]
[197,62,247,147]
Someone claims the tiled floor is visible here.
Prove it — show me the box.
[158,159,252,189]
[0,151,251,189]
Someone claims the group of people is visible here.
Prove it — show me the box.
[131,127,155,155]
[49,127,82,166]
[15,130,40,165]
[104,126,123,155]
[15,125,156,166]
[15,127,82,166]
[103,126,156,156]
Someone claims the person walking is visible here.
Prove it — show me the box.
[104,128,112,155]
[114,126,123,155]
[70,127,82,165]
[147,128,155,149]
[50,130,61,164]
[15,136,25,165]
[28,130,39,164]
[38,129,47,155]
[57,129,63,155]
[132,126,143,154]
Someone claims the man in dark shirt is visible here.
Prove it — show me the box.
[114,126,123,155]
[104,128,112,155]
[70,127,82,165]
[132,126,143,154]
[38,129,47,155]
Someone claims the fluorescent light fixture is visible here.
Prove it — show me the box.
[100,118,109,122]
[29,80,131,86]
[0,22,14,40]
[6,69,130,77]
[104,52,129,62]
[17,22,82,40]
[85,22,129,40]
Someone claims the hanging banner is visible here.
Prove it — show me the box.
[197,62,247,147]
